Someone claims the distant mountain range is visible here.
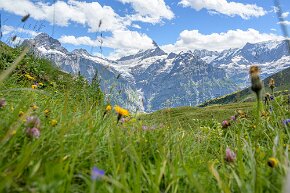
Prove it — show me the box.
[23,33,290,112]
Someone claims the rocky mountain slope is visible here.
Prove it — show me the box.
[23,33,290,112]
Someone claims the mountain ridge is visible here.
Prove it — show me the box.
[22,33,290,112]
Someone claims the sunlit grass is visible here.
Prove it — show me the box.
[0,41,290,193]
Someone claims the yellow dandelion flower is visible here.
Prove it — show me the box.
[268,157,278,168]
[44,109,50,117]
[114,105,129,116]
[39,82,44,87]
[31,84,37,89]
[31,105,38,111]
[106,105,112,111]
[50,119,58,127]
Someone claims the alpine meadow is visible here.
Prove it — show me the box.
[1,0,290,193]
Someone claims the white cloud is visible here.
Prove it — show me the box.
[118,0,174,23]
[278,21,290,26]
[178,0,266,19]
[0,0,127,32]
[271,6,279,13]
[132,24,141,29]
[2,25,39,38]
[58,35,97,47]
[104,30,153,50]
[59,30,154,59]
[161,28,283,53]
[59,30,153,49]
[281,12,289,18]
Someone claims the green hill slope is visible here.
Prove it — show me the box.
[199,67,290,107]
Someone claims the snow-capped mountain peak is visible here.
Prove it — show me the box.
[24,33,290,112]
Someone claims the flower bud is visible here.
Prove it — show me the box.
[249,66,262,97]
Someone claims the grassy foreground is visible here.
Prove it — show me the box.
[1,44,290,193]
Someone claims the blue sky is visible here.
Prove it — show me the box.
[0,0,289,59]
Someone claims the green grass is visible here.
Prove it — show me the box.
[1,43,290,193]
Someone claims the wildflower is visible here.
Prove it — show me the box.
[31,84,37,89]
[50,119,58,127]
[249,65,262,98]
[38,82,44,87]
[25,74,35,81]
[261,111,269,117]
[26,127,40,138]
[264,93,270,105]
[103,105,112,117]
[18,111,24,117]
[230,116,236,121]
[269,78,275,93]
[106,105,112,111]
[114,106,129,117]
[91,166,105,180]
[236,110,247,118]
[270,95,274,101]
[21,14,30,22]
[25,116,41,128]
[0,98,6,108]
[225,147,236,163]
[221,120,230,128]
[283,119,290,126]
[267,157,278,168]
[44,109,50,117]
[114,105,129,122]
[31,105,38,111]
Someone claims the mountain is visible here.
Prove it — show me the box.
[199,65,290,107]
[23,33,290,112]
[210,40,290,87]
[23,33,144,111]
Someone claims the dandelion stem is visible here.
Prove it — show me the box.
[256,92,261,126]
